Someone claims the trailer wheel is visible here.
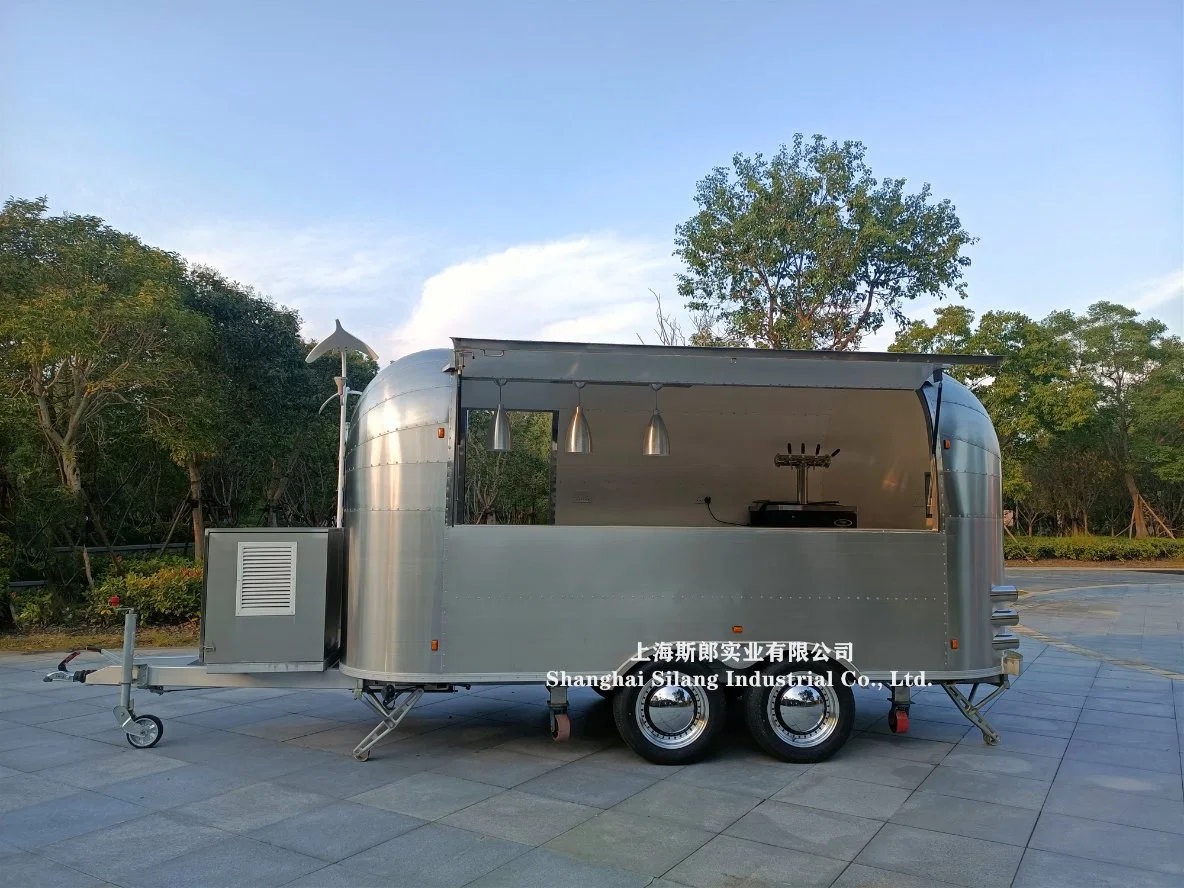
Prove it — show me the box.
[125,714,164,749]
[743,663,853,764]
[613,662,725,765]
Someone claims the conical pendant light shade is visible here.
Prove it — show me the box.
[488,380,511,452]
[643,410,669,456]
[566,404,592,454]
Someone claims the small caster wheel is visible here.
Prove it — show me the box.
[550,712,571,741]
[126,714,164,749]
[353,750,370,762]
[888,708,909,734]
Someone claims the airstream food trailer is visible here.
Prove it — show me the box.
[47,336,1022,766]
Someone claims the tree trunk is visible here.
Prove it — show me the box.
[187,456,206,564]
[1124,474,1149,538]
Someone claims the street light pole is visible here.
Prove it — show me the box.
[307,320,379,529]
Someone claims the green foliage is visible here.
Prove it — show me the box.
[894,302,1184,537]
[90,562,203,625]
[675,134,975,350]
[12,587,68,629]
[1005,535,1184,562]
[464,411,554,525]
[0,198,379,628]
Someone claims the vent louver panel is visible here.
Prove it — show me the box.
[236,542,297,616]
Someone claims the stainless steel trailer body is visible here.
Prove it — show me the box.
[47,336,1022,765]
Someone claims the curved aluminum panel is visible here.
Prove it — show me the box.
[341,349,454,679]
[938,376,1006,673]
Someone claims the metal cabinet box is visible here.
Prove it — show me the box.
[200,528,343,673]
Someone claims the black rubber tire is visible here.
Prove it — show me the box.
[743,661,854,764]
[612,662,726,765]
[125,714,164,749]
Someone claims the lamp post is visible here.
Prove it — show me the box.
[307,320,379,528]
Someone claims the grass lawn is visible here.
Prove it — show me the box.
[0,624,199,653]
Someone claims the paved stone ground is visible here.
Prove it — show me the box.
[1012,568,1184,676]
[1,569,1182,888]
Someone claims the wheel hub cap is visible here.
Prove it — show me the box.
[635,677,710,749]
[767,676,840,747]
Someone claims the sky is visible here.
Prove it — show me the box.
[2,1,1181,362]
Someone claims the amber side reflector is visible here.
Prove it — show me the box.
[437,427,446,438]
[732,625,743,634]
[943,438,951,450]
[431,639,439,651]
[950,638,959,650]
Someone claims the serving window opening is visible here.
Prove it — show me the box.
[456,380,936,532]
[459,409,557,525]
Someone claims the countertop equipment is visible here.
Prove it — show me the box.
[749,442,858,528]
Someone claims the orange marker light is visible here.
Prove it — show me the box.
[950,638,959,650]
[431,639,439,651]
[943,439,951,450]
[732,625,743,634]
[438,427,446,438]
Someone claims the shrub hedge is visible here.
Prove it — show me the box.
[88,558,203,625]
[1005,535,1184,562]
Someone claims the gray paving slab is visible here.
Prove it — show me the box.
[430,746,563,787]
[273,756,424,799]
[119,835,324,888]
[339,823,529,887]
[774,773,912,820]
[915,764,1051,811]
[248,800,425,861]
[351,771,501,819]
[39,812,227,882]
[0,852,111,888]
[1029,811,1184,876]
[1041,781,1184,834]
[176,781,334,832]
[545,810,714,877]
[611,779,762,831]
[515,760,657,808]
[830,864,967,888]
[0,788,148,849]
[808,750,935,789]
[665,834,847,888]
[724,799,883,861]
[465,847,652,888]
[43,749,187,789]
[98,762,254,809]
[665,753,809,797]
[0,772,77,814]
[889,790,1038,846]
[854,822,1023,888]
[1053,756,1184,800]
[1012,848,1184,888]
[440,789,598,844]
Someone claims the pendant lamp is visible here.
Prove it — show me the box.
[565,382,592,454]
[643,383,669,456]
[488,379,511,452]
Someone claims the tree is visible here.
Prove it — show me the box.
[0,198,201,552]
[464,411,553,525]
[1050,302,1183,537]
[675,134,975,351]
[891,305,1094,504]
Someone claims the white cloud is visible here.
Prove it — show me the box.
[160,221,428,359]
[389,235,679,358]
[1119,269,1184,335]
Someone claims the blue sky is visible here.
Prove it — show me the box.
[3,1,1181,359]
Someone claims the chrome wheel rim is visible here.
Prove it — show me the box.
[635,676,710,749]
[767,676,839,748]
[129,717,159,747]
